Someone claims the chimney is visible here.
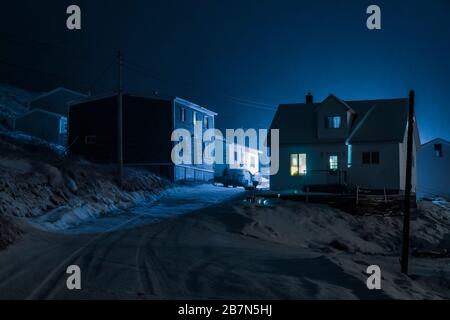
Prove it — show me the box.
[306,92,314,104]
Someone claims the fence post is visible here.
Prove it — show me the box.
[356,185,359,208]
[306,186,309,203]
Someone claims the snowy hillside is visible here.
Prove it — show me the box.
[0,83,39,131]
[0,83,171,248]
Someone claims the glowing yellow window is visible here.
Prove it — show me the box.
[290,154,307,176]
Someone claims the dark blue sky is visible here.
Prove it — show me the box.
[1,0,449,142]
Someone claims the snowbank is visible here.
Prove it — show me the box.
[235,199,450,299]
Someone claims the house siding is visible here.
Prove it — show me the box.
[271,143,347,190]
[69,94,215,182]
[417,140,449,199]
[348,142,401,191]
[15,111,64,145]
[172,100,215,182]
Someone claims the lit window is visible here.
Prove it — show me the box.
[59,117,68,134]
[290,153,307,176]
[181,108,186,122]
[326,116,341,129]
[329,155,338,170]
[435,144,443,158]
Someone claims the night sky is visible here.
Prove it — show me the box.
[1,0,449,143]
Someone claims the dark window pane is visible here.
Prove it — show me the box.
[371,152,380,164]
[434,144,442,158]
[362,152,370,164]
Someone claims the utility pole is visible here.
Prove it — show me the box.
[117,50,124,187]
[401,90,415,275]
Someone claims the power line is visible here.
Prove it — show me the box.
[0,32,87,62]
[125,59,278,111]
[0,57,66,80]
[88,59,117,90]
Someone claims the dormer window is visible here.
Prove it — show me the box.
[325,116,341,129]
[434,144,443,158]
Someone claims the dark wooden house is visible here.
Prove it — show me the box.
[68,93,217,181]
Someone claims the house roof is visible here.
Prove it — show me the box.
[16,108,65,120]
[28,87,87,116]
[269,95,409,145]
[29,87,87,106]
[421,137,450,147]
[69,92,218,116]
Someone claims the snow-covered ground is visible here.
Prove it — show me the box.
[30,184,245,233]
[0,83,38,131]
[235,198,450,299]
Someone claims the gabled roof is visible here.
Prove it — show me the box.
[70,92,217,117]
[316,94,356,114]
[421,138,450,147]
[28,87,87,106]
[269,96,409,145]
[16,108,65,120]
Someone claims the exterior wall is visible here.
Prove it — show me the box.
[348,142,401,191]
[172,100,215,182]
[417,140,450,199]
[69,94,216,182]
[270,143,347,190]
[15,111,64,145]
[30,90,84,116]
[214,141,260,178]
[69,96,118,162]
[316,98,351,140]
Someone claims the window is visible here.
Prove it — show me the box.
[59,117,68,134]
[362,152,371,164]
[193,111,197,125]
[362,152,380,164]
[435,144,443,158]
[180,108,186,122]
[290,153,307,176]
[371,152,380,164]
[250,156,256,168]
[329,155,338,170]
[325,116,341,129]
[85,135,96,145]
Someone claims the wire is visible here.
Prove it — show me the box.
[88,59,117,90]
[125,59,278,112]
[0,32,87,62]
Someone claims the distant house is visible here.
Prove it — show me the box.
[15,109,68,145]
[14,87,86,145]
[417,138,450,200]
[269,93,420,193]
[214,136,261,180]
[68,93,217,182]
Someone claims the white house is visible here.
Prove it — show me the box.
[417,138,450,200]
[269,93,420,193]
[214,136,261,179]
